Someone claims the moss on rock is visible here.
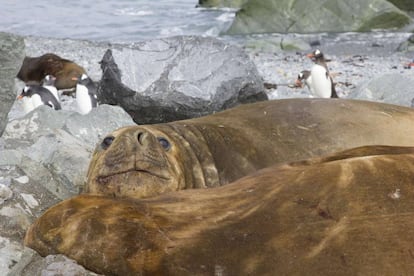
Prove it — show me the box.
[224,0,412,35]
[388,0,414,11]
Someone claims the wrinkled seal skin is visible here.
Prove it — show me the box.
[17,53,86,89]
[86,98,414,199]
[26,145,414,275]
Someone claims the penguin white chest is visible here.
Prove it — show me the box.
[310,65,332,98]
[76,84,92,115]
[21,97,35,114]
[304,76,315,97]
[31,94,44,109]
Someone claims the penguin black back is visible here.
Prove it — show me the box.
[19,85,62,110]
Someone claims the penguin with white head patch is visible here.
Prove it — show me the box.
[73,74,98,115]
[18,84,62,114]
[306,49,338,98]
[42,75,60,102]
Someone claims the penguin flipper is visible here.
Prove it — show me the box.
[330,79,339,98]
[46,101,55,109]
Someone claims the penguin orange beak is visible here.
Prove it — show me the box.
[295,79,304,88]
[17,94,23,100]
[306,53,315,58]
[71,76,79,81]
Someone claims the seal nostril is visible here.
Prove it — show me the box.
[101,136,115,150]
[137,132,144,145]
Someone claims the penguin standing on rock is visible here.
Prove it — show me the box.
[72,74,98,115]
[18,84,62,114]
[306,49,338,98]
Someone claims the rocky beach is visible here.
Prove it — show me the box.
[0,31,412,275]
[1,0,414,274]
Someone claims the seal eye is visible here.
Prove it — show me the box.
[101,136,115,150]
[157,137,170,150]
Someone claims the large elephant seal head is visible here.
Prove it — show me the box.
[85,124,219,199]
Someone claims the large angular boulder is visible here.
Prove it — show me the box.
[1,105,134,199]
[351,73,414,107]
[98,35,267,124]
[225,0,412,35]
[0,32,25,137]
[198,0,414,11]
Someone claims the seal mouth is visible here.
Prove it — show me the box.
[96,169,170,185]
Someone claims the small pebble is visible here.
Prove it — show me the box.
[20,193,39,209]
[0,184,13,204]
[14,175,29,184]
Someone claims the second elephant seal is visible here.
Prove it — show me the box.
[86,98,414,199]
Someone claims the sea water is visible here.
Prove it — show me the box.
[0,0,235,43]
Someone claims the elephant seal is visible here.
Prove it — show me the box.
[25,145,414,275]
[86,98,414,199]
[17,53,86,90]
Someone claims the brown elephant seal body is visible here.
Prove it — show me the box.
[26,145,414,275]
[17,53,86,89]
[86,98,414,198]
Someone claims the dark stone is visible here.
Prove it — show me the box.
[388,0,414,11]
[197,0,248,8]
[98,36,267,124]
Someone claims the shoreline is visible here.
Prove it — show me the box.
[9,32,414,121]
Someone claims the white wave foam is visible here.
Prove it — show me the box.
[160,26,184,36]
[114,8,154,16]
[215,12,235,22]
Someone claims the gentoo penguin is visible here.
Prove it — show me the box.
[306,49,338,98]
[42,75,59,101]
[16,53,86,90]
[18,84,62,113]
[295,70,316,96]
[73,74,98,115]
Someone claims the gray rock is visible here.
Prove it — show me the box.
[0,104,134,275]
[0,32,25,137]
[8,248,102,276]
[351,73,414,107]
[3,104,134,148]
[397,34,414,52]
[225,0,412,35]
[2,105,134,199]
[98,35,267,124]
[0,236,24,275]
